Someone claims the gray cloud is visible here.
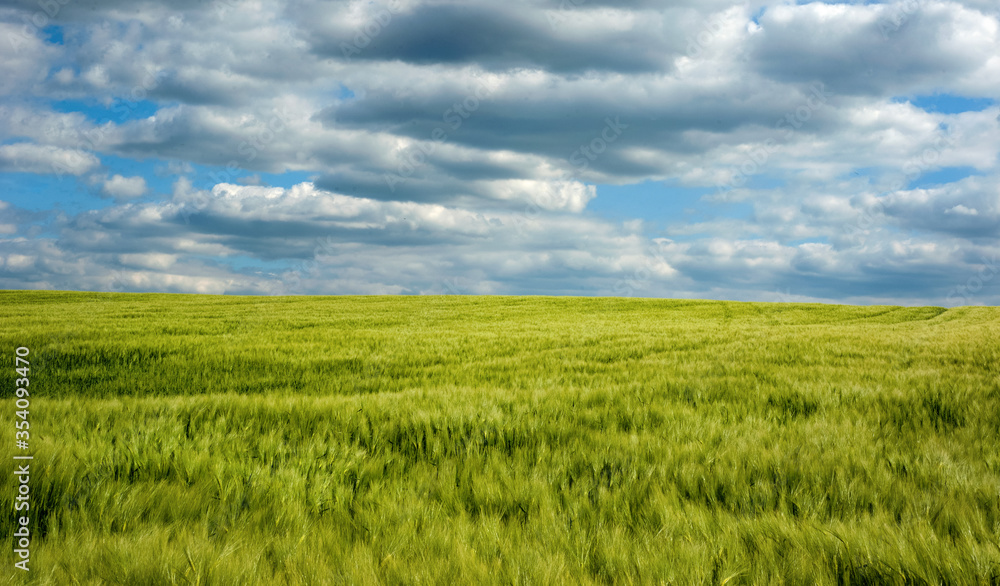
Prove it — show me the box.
[301,2,676,74]
[748,2,998,96]
[1,0,998,304]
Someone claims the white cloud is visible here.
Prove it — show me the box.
[0,0,998,304]
[117,253,177,270]
[0,22,59,97]
[946,204,979,216]
[0,143,100,176]
[101,174,148,199]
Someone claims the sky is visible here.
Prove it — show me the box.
[0,0,998,305]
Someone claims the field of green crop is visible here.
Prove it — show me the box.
[2,290,999,584]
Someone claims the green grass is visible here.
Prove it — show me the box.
[2,290,999,584]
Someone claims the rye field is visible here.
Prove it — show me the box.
[2,290,999,585]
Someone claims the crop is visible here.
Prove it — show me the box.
[2,291,999,584]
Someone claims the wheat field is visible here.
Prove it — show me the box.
[2,291,999,584]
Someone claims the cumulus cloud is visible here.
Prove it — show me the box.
[0,180,681,296]
[0,0,998,304]
[101,174,148,199]
[877,175,1000,238]
[0,143,100,175]
[747,2,999,96]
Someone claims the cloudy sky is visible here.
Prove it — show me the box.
[1,0,998,305]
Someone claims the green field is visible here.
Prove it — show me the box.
[2,291,999,584]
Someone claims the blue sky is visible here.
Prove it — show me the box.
[1,0,998,305]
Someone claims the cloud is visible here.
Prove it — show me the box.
[0,0,998,304]
[946,204,978,216]
[10,180,676,295]
[0,143,100,175]
[0,22,60,96]
[877,175,1000,238]
[747,2,1000,97]
[117,252,177,269]
[101,174,148,199]
[300,2,677,74]
[0,177,993,305]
